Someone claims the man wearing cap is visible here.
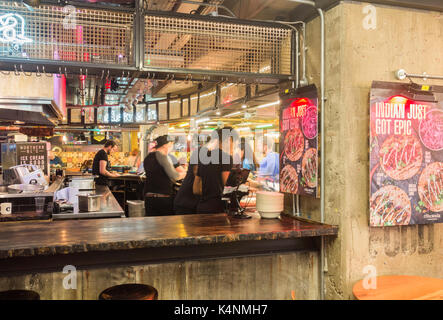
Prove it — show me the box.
[143,135,186,216]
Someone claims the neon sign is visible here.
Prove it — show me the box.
[0,13,32,44]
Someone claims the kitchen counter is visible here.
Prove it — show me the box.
[52,185,125,220]
[0,176,64,199]
[109,174,145,182]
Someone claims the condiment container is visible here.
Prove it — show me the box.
[78,194,102,212]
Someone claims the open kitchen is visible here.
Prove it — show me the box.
[0,0,440,303]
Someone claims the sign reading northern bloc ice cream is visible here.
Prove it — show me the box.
[279,85,319,198]
[370,81,443,227]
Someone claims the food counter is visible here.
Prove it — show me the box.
[0,177,124,222]
[0,211,337,299]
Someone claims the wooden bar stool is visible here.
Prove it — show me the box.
[0,290,40,300]
[99,284,158,300]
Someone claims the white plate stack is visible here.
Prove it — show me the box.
[256,191,284,219]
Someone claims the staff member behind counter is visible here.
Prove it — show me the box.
[144,135,186,216]
[193,127,236,214]
[92,140,120,186]
[173,136,215,215]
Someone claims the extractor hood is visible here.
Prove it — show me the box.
[0,97,63,127]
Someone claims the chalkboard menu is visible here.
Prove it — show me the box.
[16,142,49,175]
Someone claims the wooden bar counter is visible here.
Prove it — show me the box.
[0,212,338,299]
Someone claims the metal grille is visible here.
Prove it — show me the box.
[144,0,224,14]
[144,15,292,75]
[0,2,134,65]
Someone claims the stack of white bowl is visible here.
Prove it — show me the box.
[256,191,284,219]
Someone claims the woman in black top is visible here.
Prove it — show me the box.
[144,135,186,216]
[193,127,236,214]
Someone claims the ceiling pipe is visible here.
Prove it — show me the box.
[289,0,326,301]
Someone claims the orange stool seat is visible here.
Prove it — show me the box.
[353,275,443,300]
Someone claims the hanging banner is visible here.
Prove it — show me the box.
[279,84,319,198]
[370,81,443,227]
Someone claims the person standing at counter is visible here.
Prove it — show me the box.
[193,127,236,214]
[258,140,279,190]
[92,140,120,186]
[174,137,215,215]
[239,137,259,172]
[144,135,186,216]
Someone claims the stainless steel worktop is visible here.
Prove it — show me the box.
[52,185,125,220]
[0,177,64,199]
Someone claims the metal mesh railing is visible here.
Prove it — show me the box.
[0,1,134,65]
[144,15,292,75]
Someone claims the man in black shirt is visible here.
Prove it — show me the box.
[174,136,215,215]
[92,140,120,186]
[144,135,186,216]
[193,127,237,214]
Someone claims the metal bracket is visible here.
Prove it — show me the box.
[396,69,443,81]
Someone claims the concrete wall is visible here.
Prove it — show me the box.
[0,251,319,300]
[297,1,443,299]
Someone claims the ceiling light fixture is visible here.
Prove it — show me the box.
[225,111,242,117]
[256,100,280,109]
[196,117,210,124]
[256,124,274,129]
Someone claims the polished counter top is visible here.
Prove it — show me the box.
[0,212,337,259]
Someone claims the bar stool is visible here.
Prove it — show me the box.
[0,290,40,300]
[98,284,158,300]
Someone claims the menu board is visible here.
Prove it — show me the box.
[370,81,443,226]
[16,142,49,175]
[279,85,319,198]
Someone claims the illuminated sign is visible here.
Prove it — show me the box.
[0,13,32,44]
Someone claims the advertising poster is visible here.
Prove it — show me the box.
[279,85,319,198]
[370,81,443,226]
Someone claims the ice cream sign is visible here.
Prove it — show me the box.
[0,13,32,44]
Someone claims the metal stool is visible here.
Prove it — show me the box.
[99,284,158,300]
[0,290,40,300]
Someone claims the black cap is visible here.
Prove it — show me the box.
[154,135,174,148]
